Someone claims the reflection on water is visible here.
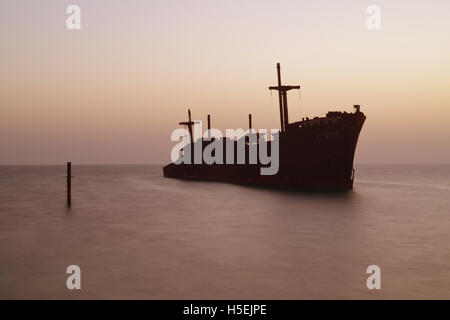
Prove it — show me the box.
[0,164,449,299]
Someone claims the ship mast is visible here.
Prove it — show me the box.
[179,109,195,146]
[269,63,300,132]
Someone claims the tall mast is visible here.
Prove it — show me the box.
[179,108,195,146]
[269,63,300,132]
[207,114,211,139]
[276,63,284,132]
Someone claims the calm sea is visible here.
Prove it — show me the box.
[0,164,449,299]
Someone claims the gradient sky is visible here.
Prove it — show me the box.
[1,0,449,164]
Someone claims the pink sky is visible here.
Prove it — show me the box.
[1,0,449,164]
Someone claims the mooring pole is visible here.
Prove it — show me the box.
[66,162,72,207]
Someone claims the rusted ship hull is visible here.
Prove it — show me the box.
[163,63,366,191]
[163,163,355,190]
[164,109,366,190]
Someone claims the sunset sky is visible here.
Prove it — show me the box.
[1,0,449,164]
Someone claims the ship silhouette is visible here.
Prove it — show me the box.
[164,63,366,190]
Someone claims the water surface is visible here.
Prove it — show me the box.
[0,164,449,299]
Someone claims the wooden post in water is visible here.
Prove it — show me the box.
[66,162,72,207]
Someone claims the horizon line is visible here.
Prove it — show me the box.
[1,162,450,166]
